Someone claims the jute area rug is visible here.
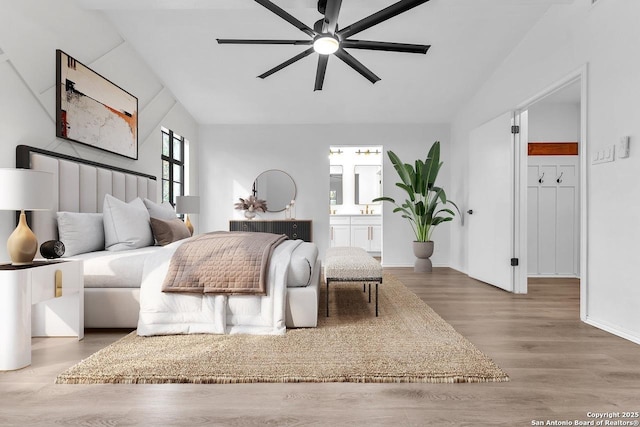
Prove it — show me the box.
[56,274,509,384]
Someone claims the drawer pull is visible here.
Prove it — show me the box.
[292,234,298,238]
[55,270,63,298]
[292,224,298,229]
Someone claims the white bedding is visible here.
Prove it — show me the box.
[72,246,162,288]
[137,238,307,336]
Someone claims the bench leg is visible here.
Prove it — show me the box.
[326,280,329,317]
[363,284,366,293]
[368,283,371,303]
[375,282,379,317]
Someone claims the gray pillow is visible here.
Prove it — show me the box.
[57,212,105,256]
[103,194,154,251]
[143,198,176,220]
[150,217,191,246]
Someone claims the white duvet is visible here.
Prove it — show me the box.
[137,238,304,336]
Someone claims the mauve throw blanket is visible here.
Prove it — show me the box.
[161,231,288,295]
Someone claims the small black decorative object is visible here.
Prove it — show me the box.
[40,240,65,259]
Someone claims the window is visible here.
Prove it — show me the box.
[161,127,185,205]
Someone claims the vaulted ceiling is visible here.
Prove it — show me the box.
[79,0,574,124]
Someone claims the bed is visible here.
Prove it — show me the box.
[17,145,320,331]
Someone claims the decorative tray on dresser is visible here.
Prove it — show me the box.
[229,220,312,242]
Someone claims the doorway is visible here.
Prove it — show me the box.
[466,67,587,314]
[526,81,581,278]
[515,68,588,320]
[328,146,383,259]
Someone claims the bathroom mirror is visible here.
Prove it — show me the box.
[252,169,296,212]
[354,165,382,205]
[329,165,343,206]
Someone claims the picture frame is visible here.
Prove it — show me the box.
[56,49,138,160]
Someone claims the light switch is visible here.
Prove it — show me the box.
[617,136,630,159]
[592,145,615,165]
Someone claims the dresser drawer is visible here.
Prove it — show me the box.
[350,215,382,226]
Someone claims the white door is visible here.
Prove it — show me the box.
[467,112,517,292]
[351,225,370,251]
[369,225,382,252]
[330,225,351,247]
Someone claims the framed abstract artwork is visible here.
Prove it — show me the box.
[56,49,138,160]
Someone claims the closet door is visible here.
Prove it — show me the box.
[527,156,579,276]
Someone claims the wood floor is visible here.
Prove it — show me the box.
[2,268,639,426]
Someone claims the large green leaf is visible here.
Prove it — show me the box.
[387,151,412,186]
[415,159,425,195]
[395,183,415,201]
[423,141,440,187]
[372,196,395,203]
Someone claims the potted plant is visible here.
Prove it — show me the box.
[373,141,459,272]
[234,195,267,220]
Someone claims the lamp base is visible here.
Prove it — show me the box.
[184,214,194,236]
[7,211,38,265]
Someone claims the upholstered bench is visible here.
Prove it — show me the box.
[324,247,383,317]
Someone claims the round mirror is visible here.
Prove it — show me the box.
[252,169,296,212]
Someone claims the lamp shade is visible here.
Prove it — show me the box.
[0,169,53,211]
[175,196,200,214]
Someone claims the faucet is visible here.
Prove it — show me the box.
[365,204,369,214]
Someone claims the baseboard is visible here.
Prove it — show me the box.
[584,316,640,345]
[528,274,580,279]
[381,263,413,268]
[381,262,449,268]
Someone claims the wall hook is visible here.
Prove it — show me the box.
[556,172,563,184]
[538,172,545,184]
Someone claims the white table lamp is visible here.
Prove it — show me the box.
[175,195,200,235]
[0,169,53,265]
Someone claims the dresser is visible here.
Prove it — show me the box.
[229,220,313,242]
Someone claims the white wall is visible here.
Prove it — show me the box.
[198,123,452,267]
[0,0,198,261]
[528,103,580,142]
[449,0,640,342]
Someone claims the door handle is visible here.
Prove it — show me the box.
[467,209,473,215]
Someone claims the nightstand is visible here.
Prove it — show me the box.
[0,259,84,371]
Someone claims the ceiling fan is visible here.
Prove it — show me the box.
[217,0,431,91]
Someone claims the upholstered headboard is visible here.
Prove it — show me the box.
[16,145,157,249]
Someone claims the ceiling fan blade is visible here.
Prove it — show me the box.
[258,47,315,79]
[254,0,316,38]
[334,49,380,84]
[338,0,431,39]
[342,40,430,54]
[314,55,329,91]
[322,0,343,35]
[217,39,312,46]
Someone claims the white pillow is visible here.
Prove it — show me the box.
[103,195,154,251]
[143,198,176,220]
[57,212,105,256]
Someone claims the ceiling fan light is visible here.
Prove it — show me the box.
[313,35,339,55]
